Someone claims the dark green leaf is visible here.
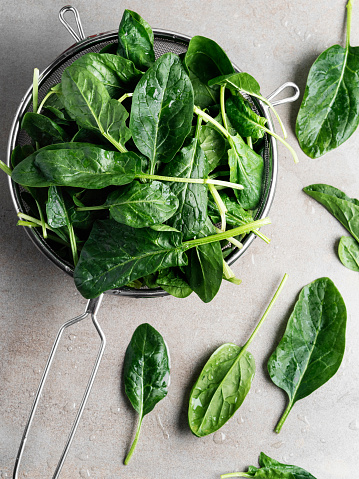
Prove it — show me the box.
[73,220,188,298]
[226,95,266,139]
[228,135,264,209]
[184,218,223,303]
[303,184,359,242]
[208,71,261,96]
[338,236,359,271]
[198,123,226,171]
[268,277,346,432]
[11,144,35,168]
[117,9,155,70]
[21,112,70,146]
[130,52,194,174]
[105,180,179,228]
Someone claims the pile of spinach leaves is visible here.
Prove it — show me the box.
[6,9,296,301]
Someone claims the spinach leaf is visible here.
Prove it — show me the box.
[296,0,359,158]
[228,135,264,210]
[117,10,155,70]
[104,180,179,228]
[124,323,170,464]
[338,236,359,271]
[268,277,346,433]
[303,184,359,242]
[184,36,234,109]
[23,145,141,189]
[69,52,142,96]
[73,219,188,298]
[155,268,192,298]
[188,274,287,436]
[21,112,70,146]
[221,452,317,478]
[226,95,266,140]
[130,52,194,175]
[183,218,223,303]
[11,144,35,168]
[208,192,253,226]
[161,119,208,240]
[61,65,131,152]
[198,123,226,172]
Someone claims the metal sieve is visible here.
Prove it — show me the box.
[7,6,300,478]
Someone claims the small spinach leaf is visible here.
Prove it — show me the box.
[198,123,227,172]
[226,95,266,140]
[21,112,70,146]
[124,323,170,464]
[156,268,192,298]
[338,236,359,271]
[268,277,346,433]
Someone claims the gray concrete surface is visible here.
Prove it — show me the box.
[1,1,359,478]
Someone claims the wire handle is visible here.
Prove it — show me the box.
[13,294,106,479]
[59,5,85,42]
[266,82,300,106]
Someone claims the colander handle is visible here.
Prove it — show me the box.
[266,82,300,106]
[59,5,85,42]
[13,294,106,479]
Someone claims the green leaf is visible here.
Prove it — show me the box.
[228,135,264,210]
[124,323,170,464]
[105,180,179,228]
[208,192,253,226]
[183,218,223,303]
[303,184,359,242]
[338,236,359,271]
[11,144,35,169]
[73,220,188,298]
[130,52,194,175]
[226,95,267,139]
[296,1,359,158]
[209,72,261,95]
[155,268,192,298]
[117,9,155,70]
[198,123,227,172]
[268,277,346,433]
[61,65,131,152]
[21,112,70,146]
[162,135,208,240]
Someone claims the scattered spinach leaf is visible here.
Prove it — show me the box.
[338,236,359,271]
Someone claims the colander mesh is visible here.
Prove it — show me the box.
[10,31,273,297]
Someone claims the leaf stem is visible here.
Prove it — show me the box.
[220,86,229,131]
[221,473,252,478]
[194,105,230,139]
[209,183,227,231]
[118,92,133,103]
[0,160,12,176]
[242,273,288,351]
[37,90,54,114]
[275,399,293,433]
[346,0,353,49]
[261,124,298,164]
[32,68,39,113]
[137,173,244,191]
[17,212,70,245]
[124,415,143,465]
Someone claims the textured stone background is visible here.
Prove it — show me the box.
[1,1,358,478]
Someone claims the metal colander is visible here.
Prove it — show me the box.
[7,6,299,478]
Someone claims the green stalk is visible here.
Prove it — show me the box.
[346,0,353,49]
[0,160,12,176]
[35,198,47,239]
[118,92,133,103]
[136,173,244,191]
[37,90,54,114]
[246,137,253,149]
[215,227,243,249]
[208,183,227,231]
[183,217,270,249]
[32,68,39,113]
[68,223,78,266]
[124,414,143,465]
[194,105,229,139]
[275,401,293,434]
[17,213,70,245]
[261,124,298,164]
[220,85,229,131]
[222,260,242,285]
[221,473,251,478]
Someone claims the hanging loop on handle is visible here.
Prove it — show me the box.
[266,82,300,106]
[59,5,85,42]
[13,294,106,479]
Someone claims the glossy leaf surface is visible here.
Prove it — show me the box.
[21,112,70,146]
[226,95,266,139]
[130,52,194,174]
[155,268,192,298]
[106,180,179,228]
[74,220,188,298]
[338,236,359,271]
[198,123,226,172]
[268,277,346,432]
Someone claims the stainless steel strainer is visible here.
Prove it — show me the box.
[7,6,299,478]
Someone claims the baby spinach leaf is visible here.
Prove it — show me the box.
[221,451,317,478]
[21,112,70,146]
[338,236,359,271]
[117,9,155,70]
[185,36,234,108]
[61,65,131,152]
[73,220,188,298]
[303,183,359,242]
[130,52,194,175]
[296,0,359,158]
[268,277,346,433]
[188,274,288,436]
[226,95,266,140]
[105,180,179,228]
[198,123,227,172]
[155,268,192,298]
[124,323,170,464]
[183,218,223,303]
[228,135,264,210]
[69,52,142,96]
[161,124,208,240]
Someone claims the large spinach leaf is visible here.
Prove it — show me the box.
[105,180,179,227]
[123,323,170,464]
[117,10,155,70]
[303,184,359,242]
[130,52,194,175]
[296,0,359,158]
[221,452,317,478]
[188,275,287,436]
[61,65,131,152]
[338,236,359,271]
[268,277,346,433]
